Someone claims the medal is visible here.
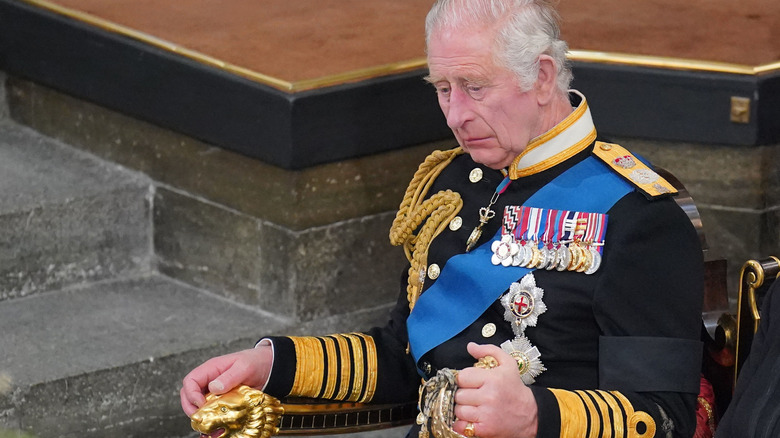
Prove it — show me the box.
[556,244,571,271]
[585,247,602,275]
[501,273,547,337]
[491,234,520,266]
[513,242,532,267]
[580,212,607,275]
[500,336,547,385]
[575,242,591,272]
[497,206,607,274]
[545,243,559,270]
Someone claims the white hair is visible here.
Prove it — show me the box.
[425,0,572,93]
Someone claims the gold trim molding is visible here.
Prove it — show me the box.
[568,50,780,76]
[19,0,780,93]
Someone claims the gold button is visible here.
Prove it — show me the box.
[449,216,463,231]
[599,143,612,151]
[427,264,441,280]
[481,323,496,338]
[469,168,483,183]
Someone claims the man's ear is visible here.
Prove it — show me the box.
[535,54,558,105]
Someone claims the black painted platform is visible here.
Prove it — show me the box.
[1,0,778,170]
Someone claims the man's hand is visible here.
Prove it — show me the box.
[180,345,273,417]
[453,342,539,438]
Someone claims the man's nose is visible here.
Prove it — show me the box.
[444,89,472,130]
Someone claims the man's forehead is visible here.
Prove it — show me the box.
[425,63,492,84]
[426,47,502,84]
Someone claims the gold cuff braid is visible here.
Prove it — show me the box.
[549,389,655,438]
[288,333,378,403]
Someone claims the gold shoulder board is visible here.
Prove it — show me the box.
[592,141,677,199]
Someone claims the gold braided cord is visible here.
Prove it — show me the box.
[389,147,465,311]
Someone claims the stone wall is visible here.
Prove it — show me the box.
[6,76,453,321]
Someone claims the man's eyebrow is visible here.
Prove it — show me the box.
[423,74,440,84]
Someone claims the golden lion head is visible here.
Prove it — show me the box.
[191,385,284,438]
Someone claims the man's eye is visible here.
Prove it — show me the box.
[436,85,451,96]
[465,84,486,99]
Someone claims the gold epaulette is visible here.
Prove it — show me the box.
[592,141,677,199]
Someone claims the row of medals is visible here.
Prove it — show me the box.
[491,236,602,275]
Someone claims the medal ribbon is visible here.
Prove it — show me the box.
[407,156,635,371]
[593,213,608,254]
[528,207,542,243]
[541,209,556,248]
[514,206,531,242]
[562,210,578,242]
[503,206,520,236]
[553,209,566,247]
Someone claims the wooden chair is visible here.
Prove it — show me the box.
[731,257,780,384]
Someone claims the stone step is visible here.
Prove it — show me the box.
[0,274,294,438]
[0,120,152,301]
[0,273,405,438]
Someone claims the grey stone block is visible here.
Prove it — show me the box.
[0,121,153,300]
[154,187,408,320]
[0,275,293,437]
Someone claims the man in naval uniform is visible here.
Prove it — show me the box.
[181,0,704,437]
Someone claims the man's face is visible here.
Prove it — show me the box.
[427,26,542,170]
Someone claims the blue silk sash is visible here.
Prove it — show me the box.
[407,156,635,372]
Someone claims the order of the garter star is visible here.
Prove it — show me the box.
[501,273,547,338]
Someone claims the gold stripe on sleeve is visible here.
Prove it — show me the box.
[320,336,339,399]
[288,333,379,403]
[355,333,378,402]
[598,391,626,438]
[553,388,656,438]
[588,391,612,438]
[610,391,656,438]
[333,335,352,400]
[343,333,366,402]
[575,391,601,438]
[549,388,589,437]
[289,336,326,398]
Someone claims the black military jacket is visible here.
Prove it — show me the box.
[264,94,704,438]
